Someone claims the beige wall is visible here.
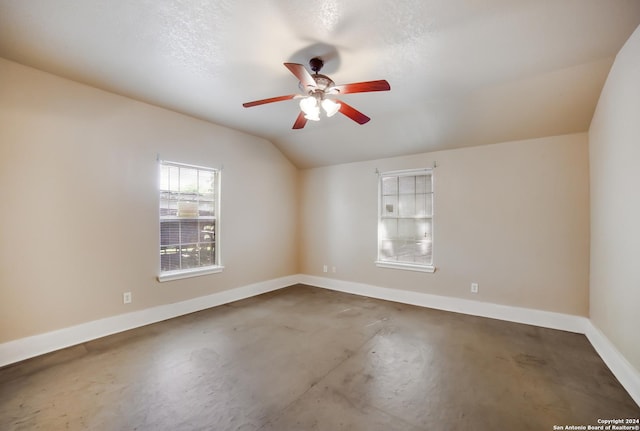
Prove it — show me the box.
[300,134,590,315]
[589,25,640,373]
[0,54,595,346]
[0,58,299,343]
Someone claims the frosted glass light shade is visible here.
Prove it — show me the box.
[304,109,320,121]
[299,96,318,114]
[300,96,320,121]
[321,99,341,117]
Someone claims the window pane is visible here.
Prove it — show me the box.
[382,195,398,217]
[421,219,432,240]
[199,171,215,195]
[200,220,215,243]
[378,170,433,267]
[395,240,417,262]
[399,194,416,217]
[398,219,423,239]
[414,241,432,263]
[179,168,198,193]
[160,221,179,246]
[380,218,397,240]
[162,165,179,192]
[415,193,426,217]
[180,220,199,244]
[395,240,430,264]
[168,200,178,217]
[379,239,397,261]
[180,244,199,269]
[415,175,427,193]
[382,176,397,195]
[417,239,433,263]
[199,201,214,217]
[177,199,198,217]
[399,176,415,194]
[199,244,215,266]
[160,246,180,271]
[160,162,220,274]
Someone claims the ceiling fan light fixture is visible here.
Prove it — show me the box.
[299,96,317,113]
[300,96,320,121]
[304,111,321,121]
[242,60,390,129]
[321,99,341,117]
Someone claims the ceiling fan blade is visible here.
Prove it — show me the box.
[284,63,317,91]
[336,100,370,125]
[242,94,298,108]
[292,111,308,129]
[332,80,390,94]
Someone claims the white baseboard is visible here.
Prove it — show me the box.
[584,321,640,407]
[298,275,589,333]
[2,273,638,408]
[299,275,639,407]
[0,275,298,368]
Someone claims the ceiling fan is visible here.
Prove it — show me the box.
[242,58,391,129]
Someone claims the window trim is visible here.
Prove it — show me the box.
[375,168,435,273]
[157,160,223,282]
[158,265,224,283]
[374,260,435,273]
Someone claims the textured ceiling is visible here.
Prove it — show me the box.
[1,0,639,168]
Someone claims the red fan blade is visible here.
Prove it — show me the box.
[292,111,308,129]
[337,100,370,125]
[243,94,298,108]
[284,63,317,90]
[332,80,390,94]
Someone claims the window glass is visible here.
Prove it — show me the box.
[377,169,434,271]
[159,161,220,277]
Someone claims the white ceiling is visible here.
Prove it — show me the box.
[1,1,639,168]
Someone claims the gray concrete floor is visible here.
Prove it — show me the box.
[1,284,638,430]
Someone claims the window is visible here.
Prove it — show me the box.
[376,168,434,272]
[158,161,222,282]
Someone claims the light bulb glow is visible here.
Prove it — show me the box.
[304,111,320,121]
[299,96,318,115]
[321,99,341,117]
[300,95,320,121]
[299,95,341,121]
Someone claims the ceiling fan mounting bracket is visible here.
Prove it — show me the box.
[309,57,324,74]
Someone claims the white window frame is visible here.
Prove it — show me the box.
[375,168,435,273]
[158,160,223,282]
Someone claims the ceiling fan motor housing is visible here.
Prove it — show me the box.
[302,57,336,94]
[300,74,335,94]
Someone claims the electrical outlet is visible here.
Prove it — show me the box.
[123,292,132,304]
[470,283,479,294]
[323,265,328,273]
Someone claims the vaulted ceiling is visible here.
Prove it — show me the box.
[1,1,639,168]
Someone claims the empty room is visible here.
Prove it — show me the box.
[1,1,640,430]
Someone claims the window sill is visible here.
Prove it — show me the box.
[375,261,436,273]
[160,216,215,221]
[157,266,224,282]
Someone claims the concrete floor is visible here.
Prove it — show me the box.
[1,284,638,430]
